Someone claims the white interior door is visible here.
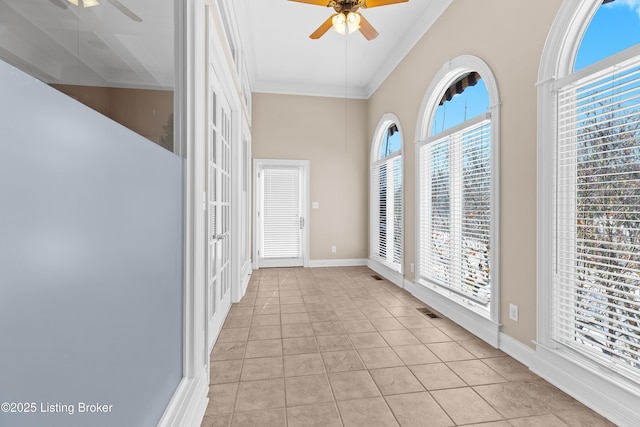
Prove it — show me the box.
[256,161,308,268]
[206,64,232,350]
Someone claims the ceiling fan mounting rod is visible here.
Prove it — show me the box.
[331,0,362,14]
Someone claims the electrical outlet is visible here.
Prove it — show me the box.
[331,246,336,253]
[509,304,519,322]
[410,263,414,273]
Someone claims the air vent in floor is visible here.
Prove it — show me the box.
[417,307,440,319]
[371,275,383,281]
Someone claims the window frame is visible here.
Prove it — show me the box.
[537,1,640,425]
[418,113,493,308]
[412,55,501,346]
[369,113,405,284]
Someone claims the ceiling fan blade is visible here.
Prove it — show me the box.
[106,0,142,22]
[49,0,68,9]
[362,0,408,8]
[289,0,331,6]
[310,14,336,39]
[358,14,378,40]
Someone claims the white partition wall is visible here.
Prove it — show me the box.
[0,60,183,427]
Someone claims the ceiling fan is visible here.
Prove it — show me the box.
[289,0,408,41]
[49,0,142,23]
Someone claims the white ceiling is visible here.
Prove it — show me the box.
[0,0,450,97]
[235,0,452,99]
[0,0,173,89]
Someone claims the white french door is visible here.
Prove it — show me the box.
[255,160,309,268]
[206,63,232,350]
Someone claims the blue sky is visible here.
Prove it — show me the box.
[431,80,489,136]
[431,0,640,135]
[575,0,640,70]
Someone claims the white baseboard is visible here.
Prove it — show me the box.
[497,335,637,426]
[308,258,368,267]
[157,369,209,427]
[530,345,640,427]
[498,332,535,367]
[239,262,252,300]
[404,278,500,347]
[396,278,639,427]
[367,259,404,288]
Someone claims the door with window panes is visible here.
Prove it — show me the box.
[256,163,306,268]
[206,64,232,350]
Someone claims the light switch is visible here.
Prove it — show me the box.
[312,202,319,209]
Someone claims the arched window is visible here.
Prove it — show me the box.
[415,55,500,342]
[370,114,403,277]
[538,1,640,424]
[574,0,640,71]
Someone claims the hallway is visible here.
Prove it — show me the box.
[201,267,614,427]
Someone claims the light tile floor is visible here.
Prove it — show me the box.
[201,267,615,427]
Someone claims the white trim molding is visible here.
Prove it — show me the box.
[537,2,640,426]
[368,258,404,288]
[156,371,209,427]
[158,0,209,425]
[404,279,501,348]
[531,344,640,427]
[498,333,535,368]
[238,260,252,301]
[308,258,368,268]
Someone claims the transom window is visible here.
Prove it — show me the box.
[370,116,403,273]
[575,0,640,71]
[379,124,401,158]
[432,73,489,136]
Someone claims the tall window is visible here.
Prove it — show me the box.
[370,116,403,273]
[416,59,498,320]
[419,116,491,306]
[552,0,640,382]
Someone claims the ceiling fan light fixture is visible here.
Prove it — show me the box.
[332,12,360,35]
[346,12,361,34]
[66,0,100,7]
[332,13,347,35]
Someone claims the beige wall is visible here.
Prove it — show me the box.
[252,93,369,261]
[252,0,565,349]
[51,84,174,150]
[368,0,563,347]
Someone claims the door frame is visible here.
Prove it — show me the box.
[253,159,310,269]
[158,1,244,426]
[204,55,233,353]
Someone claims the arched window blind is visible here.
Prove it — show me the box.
[371,121,403,273]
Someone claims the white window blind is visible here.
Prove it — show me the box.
[371,153,402,271]
[261,167,301,259]
[418,115,492,308]
[555,55,640,379]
